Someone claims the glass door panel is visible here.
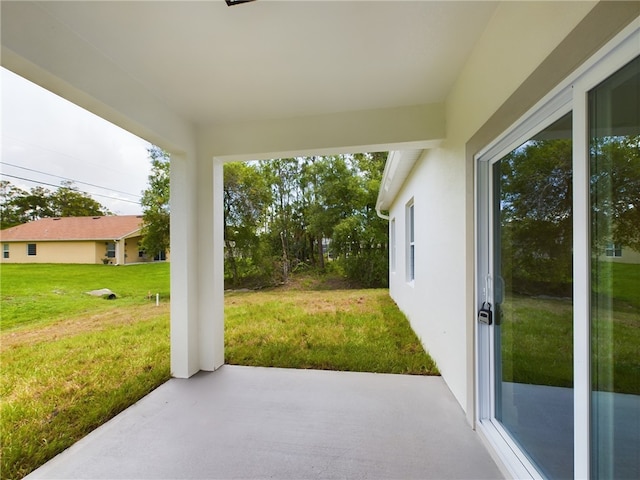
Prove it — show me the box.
[493,112,574,479]
[590,55,640,480]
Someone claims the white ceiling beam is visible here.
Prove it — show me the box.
[200,103,444,162]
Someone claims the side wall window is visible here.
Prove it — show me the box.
[27,243,36,256]
[390,218,396,273]
[3,244,9,259]
[406,200,415,282]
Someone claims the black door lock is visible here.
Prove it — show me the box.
[478,302,492,325]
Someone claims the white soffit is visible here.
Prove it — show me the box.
[2,1,498,127]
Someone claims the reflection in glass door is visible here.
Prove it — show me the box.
[492,112,574,479]
[590,55,640,480]
[478,31,639,477]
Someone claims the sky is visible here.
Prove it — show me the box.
[1,67,152,216]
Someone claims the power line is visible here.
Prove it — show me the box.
[1,133,142,177]
[0,161,142,198]
[1,173,142,205]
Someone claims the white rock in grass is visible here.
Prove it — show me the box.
[86,288,117,299]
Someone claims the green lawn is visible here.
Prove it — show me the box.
[1,263,172,480]
[0,265,436,480]
[1,312,171,480]
[2,261,637,479]
[225,288,437,375]
[500,295,574,388]
[1,263,170,330]
[500,262,639,395]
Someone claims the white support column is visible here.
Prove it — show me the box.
[196,155,225,371]
[115,239,125,265]
[170,151,200,378]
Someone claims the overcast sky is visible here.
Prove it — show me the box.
[1,67,152,216]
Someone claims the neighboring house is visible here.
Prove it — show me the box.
[0,216,162,265]
[602,243,640,264]
[2,2,638,479]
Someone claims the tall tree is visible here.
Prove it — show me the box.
[332,152,389,287]
[0,180,109,229]
[222,153,391,288]
[260,158,302,279]
[303,155,363,269]
[591,134,640,252]
[140,146,171,258]
[223,162,271,285]
[50,181,108,217]
[499,138,573,295]
[0,180,28,228]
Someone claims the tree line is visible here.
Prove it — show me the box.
[498,133,639,296]
[223,153,389,288]
[0,179,110,228]
[1,148,391,288]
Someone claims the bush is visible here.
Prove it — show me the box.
[341,250,388,288]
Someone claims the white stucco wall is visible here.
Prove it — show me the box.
[388,1,597,412]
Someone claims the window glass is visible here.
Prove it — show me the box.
[590,55,639,480]
[3,244,9,259]
[390,218,396,273]
[493,112,574,479]
[27,243,36,256]
[407,202,415,281]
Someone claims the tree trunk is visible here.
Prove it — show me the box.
[280,231,289,282]
[317,234,325,270]
[309,235,316,266]
[225,239,238,285]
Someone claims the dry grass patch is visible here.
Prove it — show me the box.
[1,303,170,350]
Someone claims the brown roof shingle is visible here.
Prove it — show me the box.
[0,216,144,242]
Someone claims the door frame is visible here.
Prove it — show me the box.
[474,20,639,479]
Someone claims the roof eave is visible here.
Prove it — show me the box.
[375,149,427,215]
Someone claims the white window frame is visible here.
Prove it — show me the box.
[390,217,397,274]
[3,243,9,259]
[27,243,37,256]
[406,200,415,284]
[475,20,639,480]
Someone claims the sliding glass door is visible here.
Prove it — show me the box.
[477,34,638,479]
[589,55,639,480]
[492,112,574,479]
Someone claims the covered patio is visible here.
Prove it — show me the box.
[5,2,637,478]
[25,366,502,479]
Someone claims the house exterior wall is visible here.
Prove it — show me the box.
[123,236,145,264]
[124,238,139,263]
[1,241,100,264]
[1,236,149,264]
[387,1,598,413]
[604,247,640,264]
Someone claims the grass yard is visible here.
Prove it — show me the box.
[1,265,436,480]
[225,287,438,375]
[1,263,170,330]
[500,262,640,395]
[1,264,172,480]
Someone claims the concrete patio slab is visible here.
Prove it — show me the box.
[26,366,502,479]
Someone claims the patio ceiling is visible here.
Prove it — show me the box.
[2,1,498,135]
